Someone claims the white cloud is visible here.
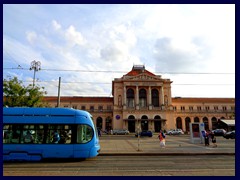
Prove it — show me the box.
[26,31,37,45]
[3,4,235,97]
[52,20,61,30]
[65,25,85,47]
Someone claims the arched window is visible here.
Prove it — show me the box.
[152,89,159,107]
[154,115,161,132]
[128,115,135,119]
[96,117,103,129]
[127,88,134,108]
[194,117,200,122]
[128,115,135,132]
[176,117,182,129]
[203,117,209,130]
[105,116,112,131]
[185,117,191,132]
[141,115,148,131]
[211,117,218,130]
[139,89,147,107]
[154,115,161,119]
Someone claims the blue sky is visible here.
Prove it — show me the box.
[3,4,235,97]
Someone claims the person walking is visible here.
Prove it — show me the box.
[158,130,166,148]
[97,128,101,137]
[210,131,217,148]
[203,130,210,146]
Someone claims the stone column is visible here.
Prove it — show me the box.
[159,88,162,106]
[162,86,164,105]
[123,85,126,109]
[136,86,139,110]
[148,86,152,110]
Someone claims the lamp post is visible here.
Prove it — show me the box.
[30,60,41,87]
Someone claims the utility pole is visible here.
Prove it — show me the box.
[57,77,61,107]
[30,60,41,87]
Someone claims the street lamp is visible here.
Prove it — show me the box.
[30,60,41,87]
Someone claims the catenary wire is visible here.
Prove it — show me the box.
[3,67,234,74]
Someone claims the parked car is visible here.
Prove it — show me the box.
[166,129,184,135]
[212,129,226,136]
[223,130,235,139]
[135,130,153,137]
[112,129,130,135]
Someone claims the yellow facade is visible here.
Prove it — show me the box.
[43,66,235,133]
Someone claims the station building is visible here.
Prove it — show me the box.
[43,65,235,133]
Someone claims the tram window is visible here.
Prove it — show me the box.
[47,125,72,144]
[22,125,35,144]
[77,125,93,143]
[3,125,11,143]
[3,124,21,144]
[3,124,73,144]
[35,125,44,144]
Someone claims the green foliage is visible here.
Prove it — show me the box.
[3,77,48,107]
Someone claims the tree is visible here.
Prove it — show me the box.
[3,77,47,107]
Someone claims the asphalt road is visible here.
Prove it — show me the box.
[3,155,235,176]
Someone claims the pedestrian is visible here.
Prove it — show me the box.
[98,128,101,137]
[158,130,166,148]
[202,130,209,146]
[205,131,210,146]
[210,131,217,148]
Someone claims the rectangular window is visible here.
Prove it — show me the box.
[107,105,112,110]
[90,106,94,112]
[197,106,202,111]
[127,99,135,108]
[81,106,86,110]
[222,106,227,111]
[139,98,146,107]
[181,106,185,111]
[205,106,209,111]
[72,105,78,109]
[214,106,218,110]
[189,106,193,111]
[98,106,103,112]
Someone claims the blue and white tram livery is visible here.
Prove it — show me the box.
[3,107,101,161]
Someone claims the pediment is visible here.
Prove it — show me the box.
[123,73,161,81]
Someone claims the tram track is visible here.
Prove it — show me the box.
[4,155,235,176]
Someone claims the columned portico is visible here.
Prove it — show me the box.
[113,65,173,132]
[123,85,168,110]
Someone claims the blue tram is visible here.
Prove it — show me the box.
[3,107,100,161]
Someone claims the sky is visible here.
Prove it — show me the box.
[3,4,235,98]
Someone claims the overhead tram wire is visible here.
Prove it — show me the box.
[3,51,24,69]
[5,80,233,86]
[3,67,235,75]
